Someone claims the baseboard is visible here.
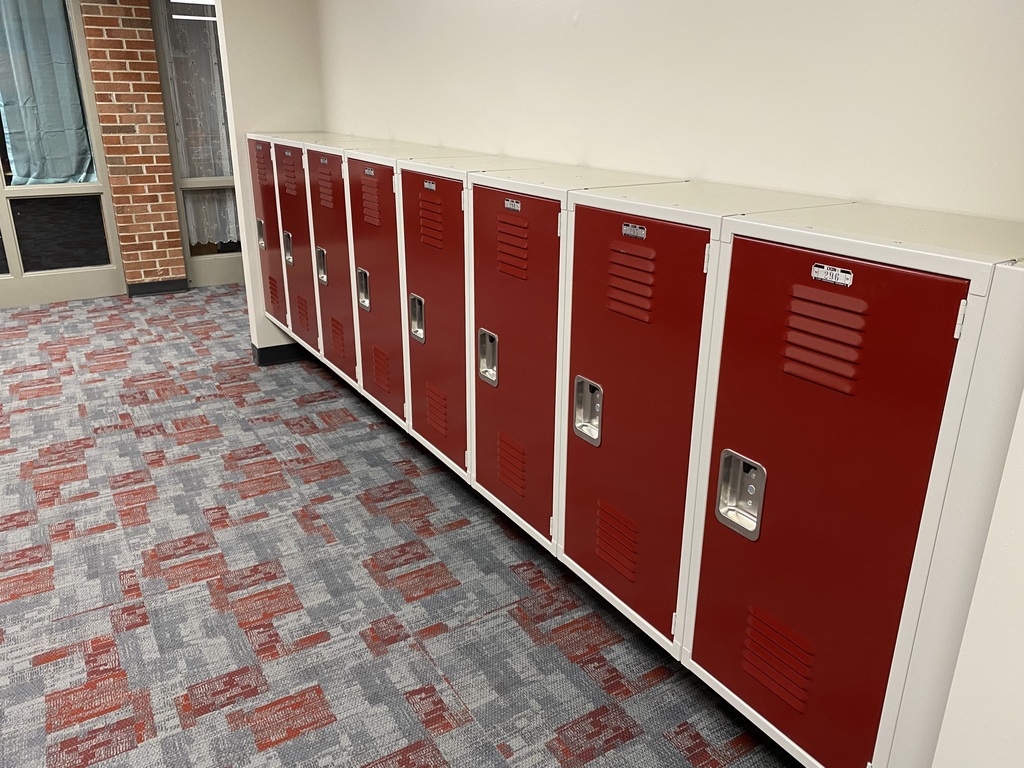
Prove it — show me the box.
[126,279,189,297]
[251,342,307,367]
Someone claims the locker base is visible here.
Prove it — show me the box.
[251,341,306,367]
[469,483,556,554]
[559,553,678,655]
[408,428,470,482]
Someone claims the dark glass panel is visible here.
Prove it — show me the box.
[11,195,110,272]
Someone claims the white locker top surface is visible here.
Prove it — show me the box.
[344,142,486,168]
[570,181,847,241]
[469,165,680,206]
[726,202,1024,271]
[399,155,556,184]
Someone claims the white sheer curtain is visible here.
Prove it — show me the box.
[0,0,96,185]
[161,3,238,245]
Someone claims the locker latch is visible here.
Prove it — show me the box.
[572,376,604,447]
[256,218,266,250]
[357,268,370,311]
[283,230,294,266]
[409,294,425,343]
[315,247,328,284]
[716,450,766,541]
[478,329,498,386]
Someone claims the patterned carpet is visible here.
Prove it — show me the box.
[0,284,799,768]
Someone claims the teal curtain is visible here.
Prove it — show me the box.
[0,0,96,185]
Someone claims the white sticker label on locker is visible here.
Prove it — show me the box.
[364,167,375,177]
[811,263,854,287]
[424,180,436,191]
[622,223,647,240]
[320,157,328,165]
[284,150,292,157]
[504,198,522,213]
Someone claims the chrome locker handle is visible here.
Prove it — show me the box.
[716,449,766,541]
[478,329,498,386]
[357,268,370,310]
[409,294,425,343]
[315,247,328,284]
[283,230,294,265]
[256,218,266,250]
[573,376,603,446]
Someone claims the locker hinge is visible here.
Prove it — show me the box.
[703,243,711,273]
[671,612,679,635]
[461,189,467,212]
[549,515,556,536]
[341,162,348,181]
[557,211,566,239]
[393,175,399,195]
[953,299,968,339]
[302,151,308,171]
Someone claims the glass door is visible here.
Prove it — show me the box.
[152,0,243,288]
[0,0,125,309]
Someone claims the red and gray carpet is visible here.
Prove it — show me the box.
[0,285,798,767]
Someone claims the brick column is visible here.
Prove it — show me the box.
[80,0,187,292]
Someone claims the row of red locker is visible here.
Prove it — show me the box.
[245,132,1024,768]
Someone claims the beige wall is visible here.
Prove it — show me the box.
[317,0,1024,221]
[216,0,323,349]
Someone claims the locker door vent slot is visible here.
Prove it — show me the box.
[281,152,299,196]
[419,193,444,250]
[607,241,656,323]
[317,169,334,209]
[782,284,868,396]
[372,346,391,393]
[497,433,526,497]
[267,276,281,314]
[361,176,381,227]
[496,213,529,280]
[330,317,346,361]
[595,500,638,583]
[741,607,815,713]
[426,382,449,437]
[255,155,269,186]
[296,296,310,335]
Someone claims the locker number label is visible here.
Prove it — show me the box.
[424,180,436,191]
[364,167,375,177]
[320,157,328,165]
[504,198,522,212]
[622,223,648,240]
[812,263,854,287]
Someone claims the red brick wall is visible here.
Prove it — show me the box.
[79,0,186,287]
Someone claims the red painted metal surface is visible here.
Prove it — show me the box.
[247,139,286,325]
[308,150,356,380]
[348,158,405,421]
[401,171,467,469]
[563,206,708,637]
[692,236,969,768]
[274,143,318,349]
[472,185,562,538]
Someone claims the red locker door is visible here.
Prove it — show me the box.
[402,171,467,469]
[247,139,286,325]
[692,237,969,768]
[274,144,318,349]
[473,185,562,538]
[348,159,405,421]
[563,206,708,637]
[308,150,356,379]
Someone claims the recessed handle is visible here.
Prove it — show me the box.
[409,294,425,343]
[716,449,767,541]
[573,376,603,446]
[283,230,294,265]
[357,268,370,310]
[256,218,266,250]
[478,329,498,387]
[315,246,328,284]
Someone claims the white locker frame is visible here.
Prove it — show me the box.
[681,203,1024,768]
[560,181,849,657]
[397,155,558,482]
[466,166,680,554]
